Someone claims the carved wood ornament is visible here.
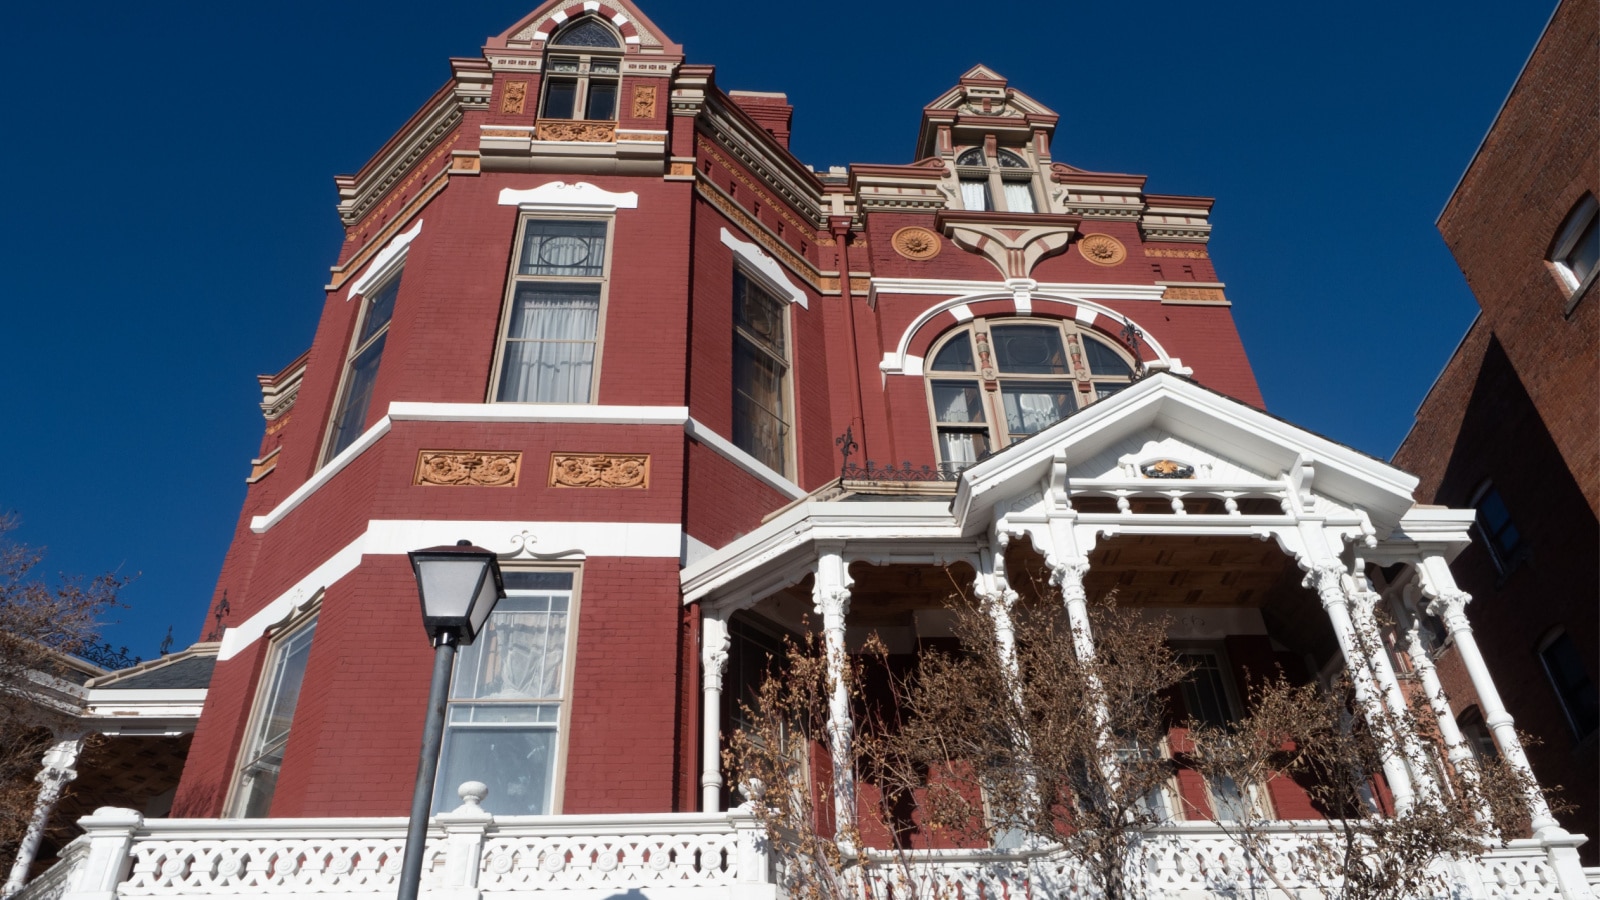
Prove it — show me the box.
[415,451,522,487]
[549,453,650,489]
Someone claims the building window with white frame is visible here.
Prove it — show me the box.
[1550,193,1598,300]
[539,18,622,122]
[231,614,318,817]
[1178,647,1269,821]
[955,147,1037,213]
[493,218,609,403]
[732,269,791,475]
[435,570,577,816]
[925,317,1136,474]
[1536,629,1598,742]
[325,274,400,462]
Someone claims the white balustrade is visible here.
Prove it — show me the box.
[13,807,1593,900]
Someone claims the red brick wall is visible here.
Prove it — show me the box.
[1435,0,1599,515]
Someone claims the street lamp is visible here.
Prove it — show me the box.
[397,540,504,900]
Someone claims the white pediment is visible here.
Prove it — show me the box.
[954,373,1420,538]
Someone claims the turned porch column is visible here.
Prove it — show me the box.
[1049,554,1121,790]
[1399,597,1486,819]
[1417,555,1560,835]
[1307,562,1418,811]
[813,547,855,840]
[701,610,731,813]
[3,733,86,897]
[1348,583,1444,803]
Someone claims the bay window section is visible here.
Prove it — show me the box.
[231,616,318,818]
[435,571,575,817]
[732,270,791,475]
[326,275,399,462]
[494,219,609,404]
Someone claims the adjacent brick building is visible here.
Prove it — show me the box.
[1392,0,1599,861]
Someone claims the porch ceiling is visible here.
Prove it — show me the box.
[1082,534,1300,608]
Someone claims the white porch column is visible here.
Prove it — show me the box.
[1307,563,1418,811]
[1348,583,1444,804]
[1400,607,1487,819]
[812,546,855,841]
[1416,556,1560,835]
[1049,554,1122,792]
[3,733,86,897]
[978,543,1021,680]
[701,609,731,813]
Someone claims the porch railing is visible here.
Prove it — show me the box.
[16,809,1594,900]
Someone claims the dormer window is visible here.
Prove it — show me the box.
[956,148,1037,213]
[539,18,622,121]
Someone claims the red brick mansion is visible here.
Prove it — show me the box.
[8,2,1595,899]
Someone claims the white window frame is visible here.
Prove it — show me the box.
[434,567,582,816]
[226,606,319,818]
[954,146,1039,213]
[721,229,804,479]
[488,214,616,405]
[1550,193,1599,308]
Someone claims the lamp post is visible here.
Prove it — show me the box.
[397,540,504,900]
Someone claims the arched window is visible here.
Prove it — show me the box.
[539,17,623,122]
[954,147,1037,213]
[925,317,1137,472]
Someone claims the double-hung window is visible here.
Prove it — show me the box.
[955,148,1037,213]
[1470,482,1525,575]
[325,275,399,462]
[435,571,576,816]
[494,219,608,404]
[1179,648,1269,821]
[732,270,791,475]
[231,615,318,817]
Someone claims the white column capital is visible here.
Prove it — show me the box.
[1303,561,1350,610]
[702,613,731,693]
[1425,589,1472,623]
[1047,555,1089,602]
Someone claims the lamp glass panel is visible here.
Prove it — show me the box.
[416,557,490,622]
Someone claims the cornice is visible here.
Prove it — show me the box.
[696,88,829,228]
[335,84,463,227]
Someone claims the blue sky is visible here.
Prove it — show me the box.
[0,1,1553,658]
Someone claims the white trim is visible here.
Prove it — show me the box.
[686,417,806,499]
[1013,295,1032,315]
[250,404,689,534]
[880,290,1177,375]
[348,221,422,300]
[1075,306,1099,326]
[720,228,808,308]
[220,519,684,660]
[390,401,687,425]
[497,181,639,213]
[871,278,1167,301]
[255,417,393,533]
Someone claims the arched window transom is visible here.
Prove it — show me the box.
[540,17,623,122]
[926,317,1136,472]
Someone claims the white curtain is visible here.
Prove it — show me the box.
[1003,181,1035,213]
[497,287,600,403]
[960,179,991,211]
[1002,386,1068,436]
